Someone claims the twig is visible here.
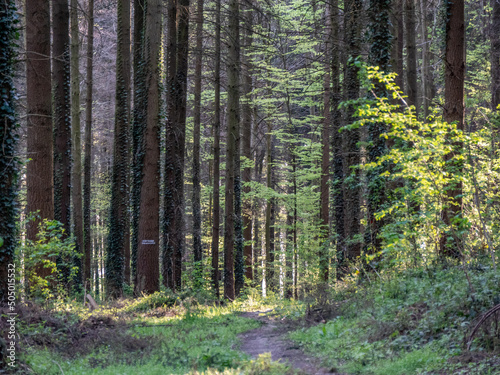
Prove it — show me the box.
[52,360,65,375]
[466,303,500,351]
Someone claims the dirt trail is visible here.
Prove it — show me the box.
[239,311,337,375]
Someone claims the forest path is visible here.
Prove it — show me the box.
[238,310,338,375]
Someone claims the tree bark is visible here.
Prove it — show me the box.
[164,0,189,291]
[331,0,344,279]
[224,0,240,300]
[70,0,83,288]
[83,0,94,287]
[106,0,130,298]
[192,0,204,286]
[164,0,177,291]
[391,0,404,92]
[440,0,464,257]
[132,0,146,286]
[420,0,433,117]
[242,3,254,283]
[211,0,221,299]
[342,0,362,266]
[265,124,274,293]
[320,5,332,284]
[52,0,72,237]
[26,0,53,278]
[366,0,391,257]
[136,0,161,295]
[405,0,419,117]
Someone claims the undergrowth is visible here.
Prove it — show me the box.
[289,263,500,374]
[12,290,304,374]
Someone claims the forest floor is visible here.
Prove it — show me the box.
[238,310,336,374]
[7,264,500,374]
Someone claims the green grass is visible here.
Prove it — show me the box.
[288,265,500,374]
[18,292,304,375]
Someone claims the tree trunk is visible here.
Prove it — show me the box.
[70,0,83,289]
[211,0,221,299]
[342,0,362,266]
[420,0,432,117]
[242,4,254,283]
[331,0,344,279]
[136,0,161,295]
[492,0,500,109]
[224,0,240,300]
[440,0,464,257]
[26,0,53,278]
[405,0,418,117]
[320,5,332,284]
[132,0,146,286]
[164,0,177,291]
[366,0,391,257]
[164,0,189,291]
[0,0,18,302]
[52,0,72,237]
[391,0,404,91]
[192,0,204,286]
[106,0,130,298]
[83,0,94,287]
[265,125,274,293]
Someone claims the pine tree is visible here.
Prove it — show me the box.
[83,0,94,287]
[192,0,204,287]
[26,0,53,279]
[106,0,131,298]
[132,0,146,285]
[366,0,392,256]
[440,0,464,257]
[135,0,161,294]
[224,0,241,300]
[405,0,418,117]
[164,0,189,291]
[211,0,221,299]
[52,0,72,238]
[342,0,363,268]
[70,0,83,288]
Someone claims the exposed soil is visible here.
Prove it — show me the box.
[239,311,339,375]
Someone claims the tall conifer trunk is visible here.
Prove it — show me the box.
[164,0,189,291]
[331,0,344,279]
[391,0,404,92]
[106,0,131,298]
[224,0,241,300]
[211,0,221,299]
[342,0,362,266]
[136,0,161,294]
[405,0,418,117]
[70,0,83,288]
[164,0,177,292]
[366,0,391,257]
[132,0,146,285]
[440,0,464,257]
[242,4,254,283]
[52,0,72,236]
[83,0,94,286]
[192,0,204,285]
[26,0,53,278]
[420,0,433,117]
[320,5,332,283]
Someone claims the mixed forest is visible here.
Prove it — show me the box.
[1,0,500,373]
